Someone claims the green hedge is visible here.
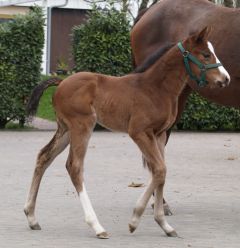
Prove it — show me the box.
[72,6,132,76]
[0,7,44,128]
[177,93,240,131]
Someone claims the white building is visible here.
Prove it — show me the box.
[0,0,140,74]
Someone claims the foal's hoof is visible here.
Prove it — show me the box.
[30,223,41,230]
[128,223,136,233]
[166,230,178,237]
[97,232,109,239]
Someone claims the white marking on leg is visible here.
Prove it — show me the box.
[207,41,230,81]
[80,183,106,235]
[154,187,176,236]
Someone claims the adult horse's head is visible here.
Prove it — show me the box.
[180,27,230,88]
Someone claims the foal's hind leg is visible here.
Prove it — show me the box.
[24,121,69,230]
[66,116,108,239]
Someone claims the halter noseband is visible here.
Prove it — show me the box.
[177,42,222,87]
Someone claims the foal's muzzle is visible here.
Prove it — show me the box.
[215,76,230,88]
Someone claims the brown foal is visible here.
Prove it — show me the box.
[24,28,230,239]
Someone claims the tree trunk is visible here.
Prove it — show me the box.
[139,0,150,12]
[224,0,234,7]
[19,118,25,128]
[0,119,8,129]
[122,0,129,13]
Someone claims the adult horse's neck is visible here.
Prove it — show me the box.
[140,46,189,98]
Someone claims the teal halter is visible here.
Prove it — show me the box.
[177,42,222,87]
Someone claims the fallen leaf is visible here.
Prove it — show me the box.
[224,144,231,147]
[227,156,237,160]
[128,182,145,188]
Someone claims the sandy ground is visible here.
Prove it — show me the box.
[0,131,240,248]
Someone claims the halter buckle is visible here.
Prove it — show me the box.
[200,65,206,72]
[182,51,189,57]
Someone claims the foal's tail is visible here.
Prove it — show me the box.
[26,77,62,117]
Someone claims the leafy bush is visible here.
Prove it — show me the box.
[0,7,44,128]
[72,6,132,76]
[177,93,240,131]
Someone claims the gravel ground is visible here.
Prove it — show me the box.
[29,117,57,130]
[0,131,240,248]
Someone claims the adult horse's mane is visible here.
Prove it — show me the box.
[134,42,175,73]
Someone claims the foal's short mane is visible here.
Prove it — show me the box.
[134,42,175,73]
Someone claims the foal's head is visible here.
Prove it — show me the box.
[181,27,230,88]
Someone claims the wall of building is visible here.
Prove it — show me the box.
[50,8,88,72]
[0,5,29,18]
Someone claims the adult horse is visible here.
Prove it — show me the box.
[131,0,240,214]
[24,29,229,239]
[131,0,240,112]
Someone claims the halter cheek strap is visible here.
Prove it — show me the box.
[177,42,222,87]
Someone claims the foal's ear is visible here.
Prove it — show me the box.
[190,26,212,43]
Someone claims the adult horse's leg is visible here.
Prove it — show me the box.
[65,115,108,239]
[128,130,177,236]
[24,120,69,230]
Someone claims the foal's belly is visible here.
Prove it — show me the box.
[93,95,131,132]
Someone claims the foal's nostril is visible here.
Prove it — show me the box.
[216,80,225,88]
[225,76,230,85]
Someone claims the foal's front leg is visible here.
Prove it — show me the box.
[66,117,108,239]
[154,186,177,236]
[129,178,155,233]
[129,130,177,236]
[154,132,177,236]
[156,134,173,216]
[143,155,172,215]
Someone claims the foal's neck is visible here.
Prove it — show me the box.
[141,46,188,97]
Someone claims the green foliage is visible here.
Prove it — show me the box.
[177,93,240,131]
[0,7,44,128]
[37,86,57,122]
[72,6,132,76]
[36,74,68,122]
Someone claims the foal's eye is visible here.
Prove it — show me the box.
[202,53,211,59]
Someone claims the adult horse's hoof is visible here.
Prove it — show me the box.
[166,230,178,237]
[97,231,109,239]
[128,223,137,233]
[30,223,41,230]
